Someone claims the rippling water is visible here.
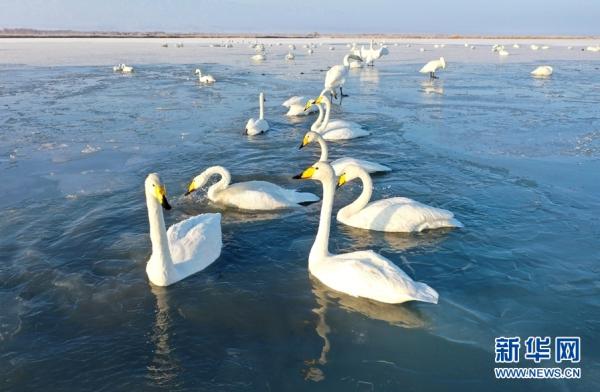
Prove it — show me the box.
[1,40,599,391]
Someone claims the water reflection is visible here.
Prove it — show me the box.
[339,223,450,252]
[420,79,444,95]
[303,276,427,382]
[147,285,182,389]
[359,67,380,85]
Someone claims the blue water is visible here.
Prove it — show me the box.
[1,42,599,391]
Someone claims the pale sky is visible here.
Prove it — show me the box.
[0,0,598,35]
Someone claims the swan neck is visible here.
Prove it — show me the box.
[343,54,350,67]
[316,133,328,161]
[146,189,173,269]
[310,175,335,264]
[207,166,232,199]
[317,96,331,132]
[259,93,264,119]
[339,170,373,218]
[311,103,324,131]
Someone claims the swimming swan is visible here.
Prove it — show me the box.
[245,92,270,135]
[336,165,463,232]
[194,68,216,83]
[292,162,439,304]
[187,166,319,210]
[299,131,391,176]
[419,57,446,79]
[305,94,370,141]
[282,96,317,116]
[144,173,222,287]
[531,65,553,77]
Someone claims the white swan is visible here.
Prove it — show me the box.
[292,162,439,304]
[419,57,445,79]
[113,64,134,73]
[282,96,317,116]
[299,131,391,176]
[531,65,553,77]
[324,54,363,99]
[498,49,510,56]
[285,51,295,60]
[308,48,314,55]
[305,94,369,141]
[245,92,270,135]
[530,44,540,51]
[251,52,266,61]
[305,94,366,133]
[194,68,216,84]
[144,173,222,287]
[336,165,463,232]
[186,166,319,210]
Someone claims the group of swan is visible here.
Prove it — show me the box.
[113,64,134,73]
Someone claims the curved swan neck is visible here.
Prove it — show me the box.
[343,54,350,67]
[311,102,324,131]
[259,93,264,120]
[310,174,336,264]
[146,188,173,267]
[338,168,373,218]
[205,166,232,199]
[317,96,331,132]
[315,133,329,161]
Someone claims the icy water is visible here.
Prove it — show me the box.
[1,39,599,391]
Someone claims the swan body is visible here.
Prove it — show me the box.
[419,57,445,78]
[285,51,295,60]
[113,64,134,73]
[293,162,439,304]
[308,48,314,55]
[513,44,520,49]
[336,165,463,232]
[324,54,362,98]
[187,166,319,210]
[194,68,216,84]
[307,99,354,132]
[531,65,553,77]
[498,49,509,56]
[355,41,389,66]
[530,44,540,51]
[245,92,270,135]
[144,173,222,287]
[300,131,391,176]
[251,53,266,61]
[306,95,369,141]
[282,96,317,116]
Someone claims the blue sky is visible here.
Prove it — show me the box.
[0,0,598,35]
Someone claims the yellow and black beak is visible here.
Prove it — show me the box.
[185,181,196,196]
[298,134,309,149]
[337,174,347,188]
[155,185,172,210]
[315,95,323,105]
[303,100,313,112]
[293,166,316,180]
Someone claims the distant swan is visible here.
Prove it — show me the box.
[293,162,439,304]
[324,54,363,99]
[113,64,134,73]
[245,92,270,135]
[336,165,463,232]
[305,94,369,141]
[531,65,553,77]
[144,173,222,286]
[186,166,319,210]
[251,53,266,61]
[282,96,317,116]
[299,131,390,175]
[285,51,295,60]
[419,57,445,79]
[194,68,216,84]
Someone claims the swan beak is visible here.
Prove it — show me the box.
[315,96,323,104]
[293,166,315,179]
[298,135,309,149]
[155,185,172,210]
[185,181,197,196]
[304,100,313,111]
[337,174,347,188]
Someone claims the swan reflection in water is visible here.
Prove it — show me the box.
[420,79,444,95]
[147,285,182,389]
[303,276,428,382]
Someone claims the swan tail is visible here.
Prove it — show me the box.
[294,191,320,205]
[411,282,439,304]
[449,218,464,228]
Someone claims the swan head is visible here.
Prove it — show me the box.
[145,173,172,210]
[292,161,334,182]
[185,173,208,196]
[336,164,363,188]
[194,68,201,75]
[299,131,319,149]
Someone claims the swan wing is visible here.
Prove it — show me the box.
[324,65,346,88]
[341,197,463,232]
[167,213,222,273]
[219,181,319,210]
[419,60,438,73]
[282,96,306,107]
[314,250,438,304]
[321,126,370,141]
[331,158,391,175]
